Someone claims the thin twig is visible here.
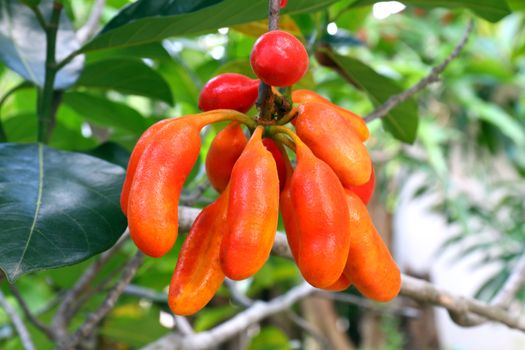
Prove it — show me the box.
[0,290,35,350]
[7,284,55,340]
[175,316,194,336]
[365,19,474,123]
[224,278,254,308]
[60,251,144,349]
[313,290,419,318]
[52,231,129,337]
[401,275,525,331]
[286,309,333,349]
[124,284,168,304]
[142,282,315,350]
[27,4,47,31]
[77,0,106,43]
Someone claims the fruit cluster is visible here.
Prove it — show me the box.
[121,29,401,316]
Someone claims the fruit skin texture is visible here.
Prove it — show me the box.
[295,102,372,187]
[286,141,351,288]
[198,73,259,113]
[120,118,173,215]
[325,274,352,292]
[343,190,401,302]
[262,138,287,191]
[250,30,308,87]
[127,119,202,257]
[346,167,375,205]
[221,127,280,280]
[292,89,369,141]
[168,188,229,315]
[205,122,248,193]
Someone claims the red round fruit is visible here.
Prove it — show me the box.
[346,167,375,205]
[280,0,288,8]
[198,73,259,113]
[250,30,308,87]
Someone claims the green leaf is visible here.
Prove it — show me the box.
[62,92,148,133]
[86,142,131,169]
[75,59,173,105]
[0,0,84,88]
[247,327,292,350]
[323,50,419,143]
[81,0,338,52]
[85,42,172,63]
[351,0,511,23]
[0,143,127,282]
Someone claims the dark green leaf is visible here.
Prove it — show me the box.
[75,59,173,105]
[85,42,171,63]
[351,0,511,23]
[82,0,338,52]
[323,50,419,143]
[62,92,148,133]
[86,142,131,169]
[101,0,223,33]
[0,0,84,88]
[0,143,127,281]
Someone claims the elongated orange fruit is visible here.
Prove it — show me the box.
[205,122,247,193]
[295,102,372,187]
[292,89,369,141]
[127,110,246,257]
[120,118,174,215]
[325,274,352,292]
[168,188,229,315]
[221,127,280,280]
[287,139,351,288]
[343,190,401,301]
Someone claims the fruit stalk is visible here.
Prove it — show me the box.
[255,0,281,122]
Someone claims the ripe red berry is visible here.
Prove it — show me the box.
[250,30,308,87]
[198,73,259,113]
[280,0,288,8]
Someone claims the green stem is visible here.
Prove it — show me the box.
[0,82,34,142]
[27,4,47,30]
[37,1,63,144]
[196,109,257,129]
[55,48,81,71]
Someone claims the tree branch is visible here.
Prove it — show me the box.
[447,249,525,327]
[0,290,35,350]
[142,282,315,350]
[364,19,474,123]
[58,251,144,349]
[52,231,129,338]
[77,0,106,43]
[7,284,55,340]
